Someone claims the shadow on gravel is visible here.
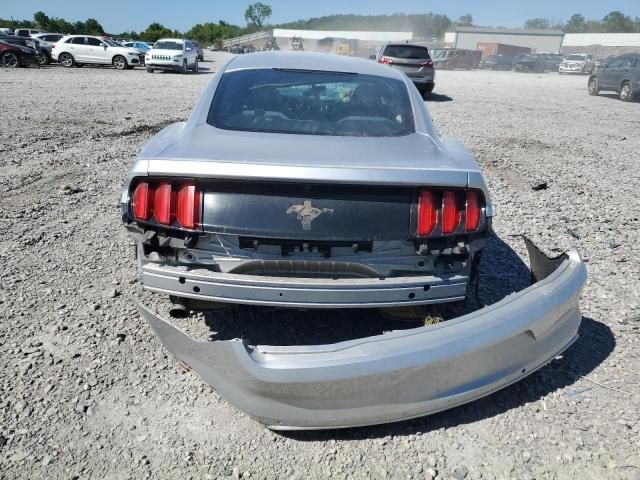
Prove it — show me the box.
[282,316,614,441]
[426,93,453,103]
[202,234,534,346]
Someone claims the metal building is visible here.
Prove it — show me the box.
[445,27,565,53]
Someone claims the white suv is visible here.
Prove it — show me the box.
[145,38,198,74]
[52,35,143,70]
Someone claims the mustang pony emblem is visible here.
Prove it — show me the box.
[286,200,334,230]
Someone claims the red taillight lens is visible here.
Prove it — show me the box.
[441,191,461,235]
[378,56,392,65]
[132,182,153,221]
[153,181,175,225]
[417,191,438,236]
[420,59,434,68]
[465,191,481,232]
[176,183,200,230]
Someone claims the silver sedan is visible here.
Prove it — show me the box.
[122,52,586,429]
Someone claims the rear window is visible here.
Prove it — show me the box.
[207,69,414,137]
[383,45,430,60]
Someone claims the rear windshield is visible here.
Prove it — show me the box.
[383,45,430,60]
[154,41,182,50]
[208,69,414,137]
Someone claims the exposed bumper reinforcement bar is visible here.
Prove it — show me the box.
[137,239,587,430]
[142,264,469,308]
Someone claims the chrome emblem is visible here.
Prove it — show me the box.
[287,200,334,230]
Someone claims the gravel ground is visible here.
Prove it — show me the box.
[1,52,639,480]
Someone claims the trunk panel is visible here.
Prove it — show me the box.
[202,182,413,241]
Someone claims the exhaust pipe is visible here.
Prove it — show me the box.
[169,296,189,319]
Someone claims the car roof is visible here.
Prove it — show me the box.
[156,38,184,43]
[224,51,404,80]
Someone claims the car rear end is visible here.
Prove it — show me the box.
[377,44,435,96]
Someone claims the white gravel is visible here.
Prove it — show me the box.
[1,52,639,479]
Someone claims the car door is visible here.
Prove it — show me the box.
[86,36,109,64]
[185,41,195,65]
[68,36,89,61]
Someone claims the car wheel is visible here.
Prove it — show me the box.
[1,51,20,68]
[192,58,198,73]
[182,60,188,74]
[146,66,154,73]
[619,81,633,102]
[588,77,599,96]
[38,52,50,65]
[113,55,127,70]
[58,52,74,68]
[420,84,434,99]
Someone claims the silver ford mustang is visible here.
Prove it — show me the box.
[123,52,587,429]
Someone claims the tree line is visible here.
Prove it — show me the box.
[2,8,639,47]
[525,12,640,33]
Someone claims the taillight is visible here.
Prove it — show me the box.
[419,59,434,68]
[417,189,482,237]
[441,191,461,235]
[465,191,481,232]
[153,181,175,225]
[176,183,200,230]
[378,56,392,65]
[132,182,153,221]
[417,191,438,236]
[130,179,201,230]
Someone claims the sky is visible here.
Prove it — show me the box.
[2,0,640,33]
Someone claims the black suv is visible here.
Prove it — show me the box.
[588,54,640,102]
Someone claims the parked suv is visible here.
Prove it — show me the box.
[31,33,64,65]
[431,48,481,70]
[52,35,143,69]
[588,54,640,102]
[145,38,199,74]
[559,53,595,74]
[375,43,435,98]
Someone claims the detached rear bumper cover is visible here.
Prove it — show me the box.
[138,240,587,430]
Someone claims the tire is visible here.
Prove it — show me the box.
[420,84,434,99]
[191,58,198,73]
[58,52,74,68]
[588,77,599,96]
[1,51,20,68]
[182,60,188,74]
[112,55,127,70]
[619,81,633,102]
[38,52,50,66]
[146,66,154,73]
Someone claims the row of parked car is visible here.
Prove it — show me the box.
[0,28,205,72]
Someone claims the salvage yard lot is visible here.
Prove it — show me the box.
[1,52,639,479]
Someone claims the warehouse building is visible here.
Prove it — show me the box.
[445,27,565,53]
[271,29,412,52]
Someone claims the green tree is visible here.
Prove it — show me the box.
[33,11,51,30]
[601,11,634,32]
[564,14,586,33]
[244,3,272,29]
[83,18,105,35]
[456,14,473,27]
[140,22,178,42]
[524,18,550,29]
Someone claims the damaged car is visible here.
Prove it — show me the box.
[123,51,587,429]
